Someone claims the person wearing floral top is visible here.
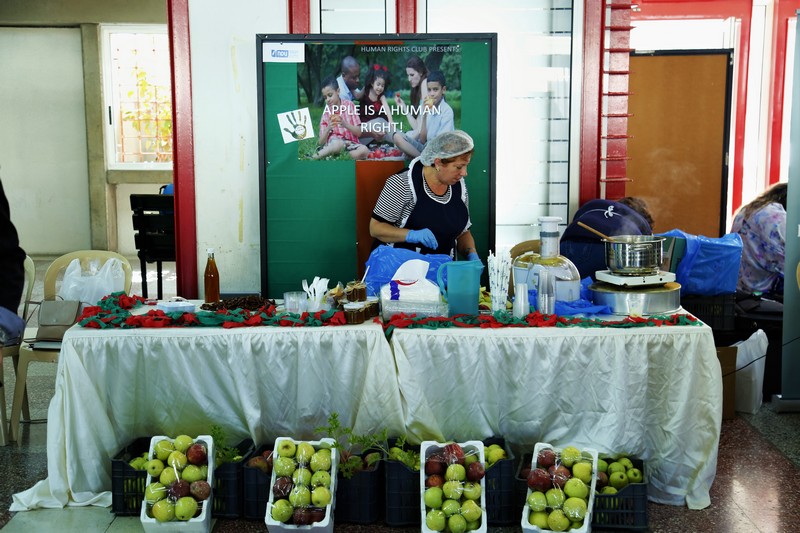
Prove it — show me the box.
[731,182,787,296]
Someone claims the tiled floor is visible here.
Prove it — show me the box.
[2,258,800,532]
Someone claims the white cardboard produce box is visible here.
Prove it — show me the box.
[521,442,598,533]
[420,440,487,533]
[140,435,215,533]
[265,437,339,533]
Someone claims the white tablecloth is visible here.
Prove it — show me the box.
[390,324,721,509]
[11,322,404,511]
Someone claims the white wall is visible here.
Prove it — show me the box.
[0,27,91,255]
[188,0,288,295]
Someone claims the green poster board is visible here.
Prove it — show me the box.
[257,34,497,297]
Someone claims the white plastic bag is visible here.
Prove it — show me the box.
[733,329,768,414]
[57,258,126,306]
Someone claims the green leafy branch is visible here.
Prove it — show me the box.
[210,424,244,467]
[315,412,391,478]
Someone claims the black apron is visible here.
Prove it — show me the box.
[394,169,468,259]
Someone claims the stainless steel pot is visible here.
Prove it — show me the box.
[603,235,664,276]
[589,281,681,316]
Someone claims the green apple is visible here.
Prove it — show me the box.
[609,471,629,490]
[181,464,204,483]
[295,442,316,465]
[151,498,175,522]
[424,486,443,509]
[144,482,166,504]
[448,513,467,533]
[465,519,480,531]
[563,477,588,499]
[271,499,293,523]
[570,519,584,530]
[309,451,331,472]
[528,510,548,528]
[129,456,147,470]
[562,497,587,521]
[441,498,461,516]
[159,467,178,486]
[154,439,175,462]
[485,445,507,466]
[442,480,463,500]
[527,490,547,512]
[627,467,643,484]
[462,481,481,500]
[617,457,634,470]
[607,461,626,475]
[571,461,592,484]
[597,458,608,473]
[426,509,446,531]
[167,450,187,471]
[601,485,618,495]
[460,499,482,521]
[546,487,565,509]
[547,508,571,532]
[560,446,582,468]
[273,456,296,477]
[292,467,312,487]
[311,485,332,506]
[174,496,197,521]
[173,435,194,454]
[445,463,466,481]
[463,452,479,466]
[310,470,331,488]
[276,439,297,458]
[145,458,164,478]
[288,485,311,507]
[199,465,208,479]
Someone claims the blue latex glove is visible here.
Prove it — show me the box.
[467,252,481,263]
[406,228,438,249]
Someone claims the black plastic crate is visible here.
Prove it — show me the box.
[592,457,648,530]
[483,437,516,526]
[111,436,151,516]
[212,438,256,519]
[384,439,420,527]
[335,459,384,524]
[242,443,274,520]
[681,293,736,331]
[514,452,533,513]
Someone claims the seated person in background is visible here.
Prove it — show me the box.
[731,182,787,299]
[336,56,362,102]
[313,76,369,160]
[0,178,26,346]
[391,70,454,160]
[560,197,654,280]
[358,64,397,145]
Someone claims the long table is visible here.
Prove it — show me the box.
[391,324,721,509]
[11,319,721,511]
[11,322,405,510]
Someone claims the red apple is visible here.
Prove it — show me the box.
[246,455,272,475]
[550,464,571,489]
[272,476,293,499]
[425,454,446,475]
[186,443,208,465]
[307,507,326,523]
[168,480,190,499]
[537,448,556,469]
[466,461,485,481]
[527,467,552,492]
[519,466,531,480]
[189,480,211,501]
[596,470,609,490]
[425,474,445,488]
[443,443,465,465]
[293,507,312,526]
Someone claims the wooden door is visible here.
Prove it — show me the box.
[627,51,732,237]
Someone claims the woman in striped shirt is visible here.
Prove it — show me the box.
[369,130,480,262]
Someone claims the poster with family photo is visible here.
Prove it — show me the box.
[279,42,463,161]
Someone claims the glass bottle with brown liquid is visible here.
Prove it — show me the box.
[204,248,220,303]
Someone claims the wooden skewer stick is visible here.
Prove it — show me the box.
[577,221,612,241]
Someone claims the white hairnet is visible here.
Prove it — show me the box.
[419,130,475,166]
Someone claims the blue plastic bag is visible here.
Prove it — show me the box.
[364,245,452,296]
[658,229,742,296]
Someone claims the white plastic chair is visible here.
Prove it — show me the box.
[7,251,132,442]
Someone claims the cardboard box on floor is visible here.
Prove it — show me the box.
[717,346,737,419]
